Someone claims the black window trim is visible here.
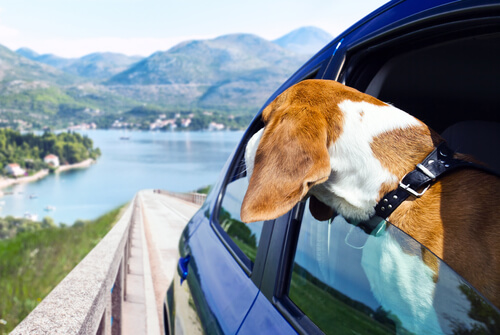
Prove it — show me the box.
[268,202,326,335]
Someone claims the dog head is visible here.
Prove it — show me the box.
[241,80,434,223]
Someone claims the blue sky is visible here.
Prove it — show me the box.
[0,0,388,58]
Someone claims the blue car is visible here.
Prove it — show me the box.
[164,0,500,334]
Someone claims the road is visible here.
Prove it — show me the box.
[122,190,201,335]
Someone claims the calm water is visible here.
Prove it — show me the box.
[1,130,243,225]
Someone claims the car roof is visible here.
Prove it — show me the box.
[263,0,499,108]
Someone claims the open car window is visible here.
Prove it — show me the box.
[286,198,500,335]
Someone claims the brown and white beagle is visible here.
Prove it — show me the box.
[241,79,500,309]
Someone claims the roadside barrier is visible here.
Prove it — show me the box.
[11,196,137,335]
[156,190,207,205]
[10,189,204,334]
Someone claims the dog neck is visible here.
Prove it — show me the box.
[309,100,437,222]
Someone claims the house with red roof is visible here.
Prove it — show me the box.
[4,163,26,177]
[44,154,60,167]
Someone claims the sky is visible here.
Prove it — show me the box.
[0,0,389,58]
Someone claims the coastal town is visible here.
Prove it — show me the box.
[21,110,239,133]
[111,112,227,131]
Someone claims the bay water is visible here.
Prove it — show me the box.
[1,130,243,225]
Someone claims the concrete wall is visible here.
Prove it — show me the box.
[11,197,137,335]
[156,190,206,205]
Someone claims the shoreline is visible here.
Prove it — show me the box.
[56,158,95,173]
[0,158,95,192]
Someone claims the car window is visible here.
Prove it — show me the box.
[287,198,500,335]
[217,132,264,265]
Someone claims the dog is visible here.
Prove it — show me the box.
[240,79,500,314]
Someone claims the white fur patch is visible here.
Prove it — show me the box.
[245,128,264,181]
[311,100,421,221]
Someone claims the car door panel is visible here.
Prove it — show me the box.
[173,215,259,335]
[236,293,297,335]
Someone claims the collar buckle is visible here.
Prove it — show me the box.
[398,181,430,198]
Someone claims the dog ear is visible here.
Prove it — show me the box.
[240,121,331,223]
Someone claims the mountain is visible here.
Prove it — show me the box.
[106,33,309,110]
[108,34,305,85]
[15,49,143,80]
[0,45,139,129]
[63,53,143,79]
[0,45,76,85]
[15,47,40,60]
[3,26,331,129]
[273,26,333,55]
[16,47,75,69]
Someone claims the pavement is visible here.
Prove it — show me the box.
[122,190,201,335]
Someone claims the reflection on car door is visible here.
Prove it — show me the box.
[172,218,260,334]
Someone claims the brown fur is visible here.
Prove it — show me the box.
[241,79,500,308]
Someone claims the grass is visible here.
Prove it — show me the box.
[0,206,124,333]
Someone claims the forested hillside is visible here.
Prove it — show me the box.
[0,130,101,174]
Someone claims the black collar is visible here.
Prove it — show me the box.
[374,142,497,219]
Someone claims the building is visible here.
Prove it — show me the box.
[44,154,60,167]
[208,122,225,131]
[4,163,26,177]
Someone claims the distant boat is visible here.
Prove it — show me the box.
[44,205,56,211]
[29,194,38,199]
[120,136,130,140]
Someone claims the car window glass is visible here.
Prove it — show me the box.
[218,140,264,263]
[288,198,500,335]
